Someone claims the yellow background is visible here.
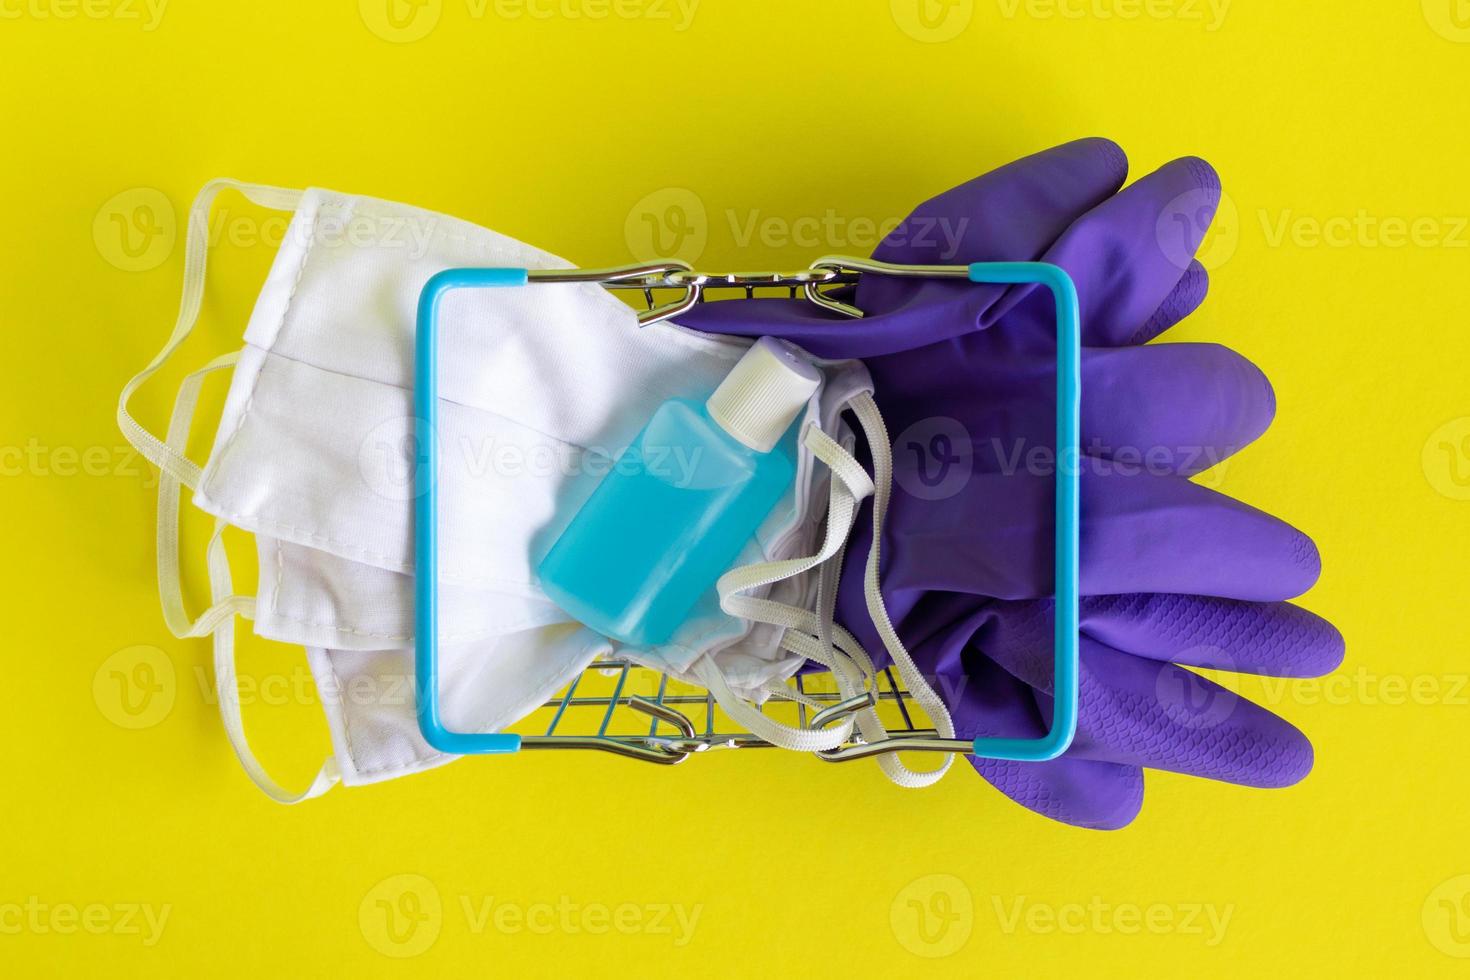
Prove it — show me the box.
[3,0,1468,975]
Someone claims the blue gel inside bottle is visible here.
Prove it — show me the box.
[537,338,820,647]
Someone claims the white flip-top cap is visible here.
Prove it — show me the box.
[706,337,822,452]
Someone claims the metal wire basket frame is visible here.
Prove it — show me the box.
[413,256,1081,767]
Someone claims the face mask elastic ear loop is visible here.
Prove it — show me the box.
[774,397,949,788]
[117,178,302,487]
[118,179,337,802]
[848,391,956,785]
[118,179,303,639]
[701,421,878,753]
[205,516,339,803]
[157,351,255,639]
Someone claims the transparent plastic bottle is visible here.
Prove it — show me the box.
[537,338,821,646]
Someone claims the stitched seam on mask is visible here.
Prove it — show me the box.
[266,539,556,642]
[213,503,547,586]
[206,199,806,587]
[276,618,536,644]
[239,343,682,475]
[316,651,447,779]
[213,194,744,492]
[199,200,318,503]
[209,367,615,578]
[288,345,633,468]
[212,345,628,580]
[201,195,758,581]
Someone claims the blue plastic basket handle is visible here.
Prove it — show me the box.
[412,262,1080,761]
[962,262,1080,762]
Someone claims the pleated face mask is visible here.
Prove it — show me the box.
[119,180,954,801]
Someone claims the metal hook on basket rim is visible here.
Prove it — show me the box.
[803,254,980,319]
[525,261,702,326]
[815,734,979,763]
[517,694,699,765]
[525,259,906,326]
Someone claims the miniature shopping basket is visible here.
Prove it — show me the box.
[413,256,1080,768]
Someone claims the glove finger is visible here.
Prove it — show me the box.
[868,138,1128,268]
[860,334,1270,477]
[1007,156,1221,347]
[875,468,1322,602]
[923,631,1145,830]
[973,753,1144,831]
[963,662,1145,831]
[1079,594,1345,678]
[1026,640,1316,788]
[1077,475,1320,600]
[977,629,1317,787]
[1077,342,1273,474]
[1130,260,1208,345]
[895,595,1144,829]
[674,139,1131,358]
[856,138,1132,343]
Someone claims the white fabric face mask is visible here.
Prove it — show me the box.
[119,179,954,801]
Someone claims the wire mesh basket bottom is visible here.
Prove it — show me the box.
[504,658,944,766]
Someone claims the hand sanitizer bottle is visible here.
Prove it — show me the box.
[537,337,822,646]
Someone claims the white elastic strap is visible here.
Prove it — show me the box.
[698,423,877,753]
[157,351,256,638]
[786,481,947,789]
[717,424,873,608]
[716,394,957,787]
[206,516,339,804]
[117,178,301,487]
[120,178,336,802]
[848,391,956,786]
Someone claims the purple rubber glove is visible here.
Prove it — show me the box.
[675,139,1343,829]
